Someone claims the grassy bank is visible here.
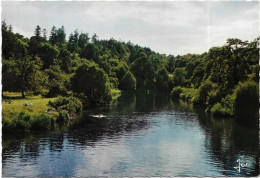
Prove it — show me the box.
[2,90,122,134]
[2,92,59,134]
[2,92,57,121]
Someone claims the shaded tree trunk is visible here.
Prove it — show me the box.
[21,90,25,98]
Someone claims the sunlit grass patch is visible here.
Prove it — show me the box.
[2,92,57,121]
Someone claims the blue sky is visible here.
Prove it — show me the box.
[2,1,259,55]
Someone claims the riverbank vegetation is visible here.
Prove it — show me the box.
[2,21,259,133]
[170,38,259,122]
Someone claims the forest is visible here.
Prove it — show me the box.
[2,21,259,133]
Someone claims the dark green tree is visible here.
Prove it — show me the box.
[119,71,136,90]
[2,55,37,98]
[131,53,155,89]
[156,68,170,92]
[71,62,112,106]
[173,68,186,86]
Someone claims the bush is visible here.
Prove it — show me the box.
[56,110,70,123]
[170,86,183,98]
[179,88,197,102]
[233,81,258,123]
[2,111,32,133]
[210,102,233,117]
[2,118,29,133]
[195,80,217,105]
[209,93,234,117]
[207,90,218,105]
[18,111,31,121]
[48,96,82,113]
[30,114,55,130]
[2,119,15,134]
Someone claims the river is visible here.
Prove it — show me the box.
[2,91,259,177]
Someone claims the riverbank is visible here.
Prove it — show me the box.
[170,81,258,125]
[2,90,122,134]
[2,92,57,120]
[2,92,58,133]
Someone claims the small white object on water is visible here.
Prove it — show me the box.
[90,114,107,118]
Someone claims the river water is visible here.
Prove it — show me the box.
[2,91,259,177]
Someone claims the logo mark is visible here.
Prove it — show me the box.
[234,159,247,173]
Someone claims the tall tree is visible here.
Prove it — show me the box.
[2,55,37,98]
[131,52,155,89]
[42,28,47,41]
[71,62,112,106]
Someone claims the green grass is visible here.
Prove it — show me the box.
[2,92,57,121]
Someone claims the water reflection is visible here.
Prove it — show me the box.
[192,105,259,176]
[2,91,259,177]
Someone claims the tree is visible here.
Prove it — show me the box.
[119,71,136,90]
[56,26,66,46]
[37,42,60,69]
[49,26,57,45]
[78,33,90,49]
[156,68,169,92]
[92,33,98,43]
[166,55,175,73]
[173,68,186,86]
[45,65,68,97]
[131,53,155,89]
[49,26,66,47]
[80,43,99,61]
[71,62,112,106]
[2,21,24,59]
[35,25,41,41]
[67,30,80,53]
[42,28,47,40]
[191,63,205,88]
[2,55,37,98]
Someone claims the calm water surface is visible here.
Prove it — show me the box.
[2,92,259,177]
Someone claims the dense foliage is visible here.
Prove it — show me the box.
[170,38,259,123]
[2,21,259,123]
[2,21,170,103]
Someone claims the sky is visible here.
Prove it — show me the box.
[1,1,259,55]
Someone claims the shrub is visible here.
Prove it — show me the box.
[18,111,31,121]
[209,94,234,117]
[56,110,70,123]
[30,114,55,130]
[170,86,183,98]
[233,81,258,123]
[2,119,15,134]
[2,111,32,133]
[210,103,233,117]
[48,96,82,113]
[179,88,197,102]
[196,80,217,105]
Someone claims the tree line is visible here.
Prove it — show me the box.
[2,21,259,121]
